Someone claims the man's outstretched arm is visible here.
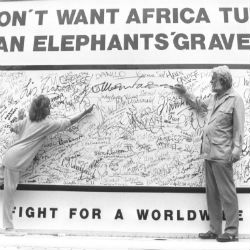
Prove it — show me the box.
[172,84,209,116]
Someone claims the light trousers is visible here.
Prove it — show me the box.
[2,166,19,229]
[205,160,239,236]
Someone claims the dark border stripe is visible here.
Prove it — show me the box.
[1,185,249,193]
[0,64,250,70]
[18,185,208,193]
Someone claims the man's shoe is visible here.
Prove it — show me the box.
[198,231,217,239]
[217,233,238,242]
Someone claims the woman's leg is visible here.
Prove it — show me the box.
[3,167,20,229]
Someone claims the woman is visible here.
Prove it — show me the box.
[1,94,94,232]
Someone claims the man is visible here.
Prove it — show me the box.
[173,66,245,242]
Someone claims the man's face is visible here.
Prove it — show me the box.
[210,73,223,94]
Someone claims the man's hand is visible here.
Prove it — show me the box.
[231,147,241,163]
[172,84,187,95]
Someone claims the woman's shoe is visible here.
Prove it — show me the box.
[5,228,27,236]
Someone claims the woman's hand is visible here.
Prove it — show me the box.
[86,104,94,114]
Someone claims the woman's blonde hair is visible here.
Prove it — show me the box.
[29,95,50,122]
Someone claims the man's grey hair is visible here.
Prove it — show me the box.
[212,65,232,90]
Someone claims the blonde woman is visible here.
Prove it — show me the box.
[1,95,93,233]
